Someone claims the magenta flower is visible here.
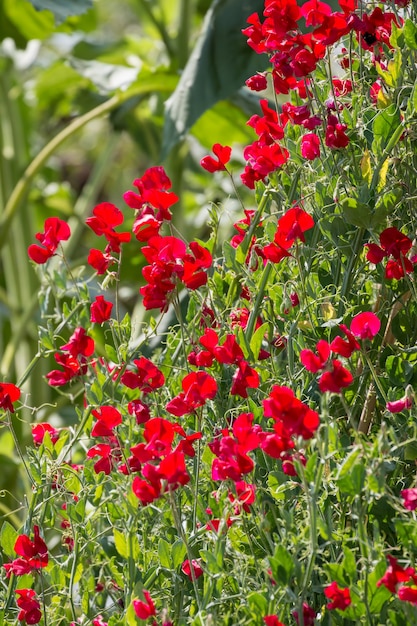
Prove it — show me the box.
[350,312,380,339]
[401,488,417,511]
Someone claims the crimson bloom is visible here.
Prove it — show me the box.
[166,371,217,416]
[4,526,48,577]
[319,359,353,393]
[32,422,60,446]
[16,589,42,624]
[324,581,352,610]
[121,357,165,394]
[91,406,122,437]
[230,360,260,398]
[132,591,156,620]
[28,217,70,264]
[263,617,285,626]
[201,143,232,172]
[398,585,417,605]
[90,295,113,324]
[86,202,131,252]
[0,382,21,412]
[181,558,204,580]
[377,555,416,592]
[365,227,415,279]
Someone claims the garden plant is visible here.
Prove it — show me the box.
[3,0,417,624]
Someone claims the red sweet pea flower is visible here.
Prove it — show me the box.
[28,217,70,264]
[121,357,165,394]
[301,133,320,160]
[377,555,416,592]
[87,248,115,275]
[86,202,131,252]
[201,143,232,173]
[4,526,48,577]
[132,591,156,620]
[401,488,417,511]
[263,616,285,626]
[61,327,95,358]
[128,398,151,424]
[324,581,352,610]
[350,311,380,339]
[32,423,60,446]
[124,166,178,223]
[16,589,42,624]
[292,602,316,626]
[166,371,217,417]
[181,558,204,580]
[319,359,353,393]
[300,340,330,373]
[90,295,113,324]
[91,406,122,437]
[387,396,413,413]
[325,115,349,148]
[46,352,85,387]
[365,227,415,279]
[228,481,256,513]
[0,382,20,412]
[263,385,319,440]
[398,586,417,605]
[230,360,260,398]
[246,73,268,91]
[87,443,121,475]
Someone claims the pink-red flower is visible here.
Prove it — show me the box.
[401,488,417,511]
[324,581,352,610]
[377,555,416,592]
[121,357,165,394]
[132,590,156,620]
[301,133,320,160]
[181,558,204,580]
[350,311,380,340]
[365,227,415,279]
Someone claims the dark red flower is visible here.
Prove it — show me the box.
[324,581,352,610]
[230,360,260,398]
[292,602,316,626]
[319,359,353,393]
[16,589,42,624]
[90,295,113,324]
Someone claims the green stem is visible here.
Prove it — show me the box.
[245,262,272,347]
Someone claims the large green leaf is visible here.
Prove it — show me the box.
[162,0,268,156]
[27,0,93,23]
[0,0,54,46]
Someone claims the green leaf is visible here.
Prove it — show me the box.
[372,104,401,156]
[158,538,172,569]
[336,447,365,496]
[27,0,92,23]
[339,197,372,229]
[269,545,295,586]
[113,529,128,559]
[0,521,18,558]
[1,0,54,46]
[249,323,268,361]
[162,0,268,156]
[404,19,417,50]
